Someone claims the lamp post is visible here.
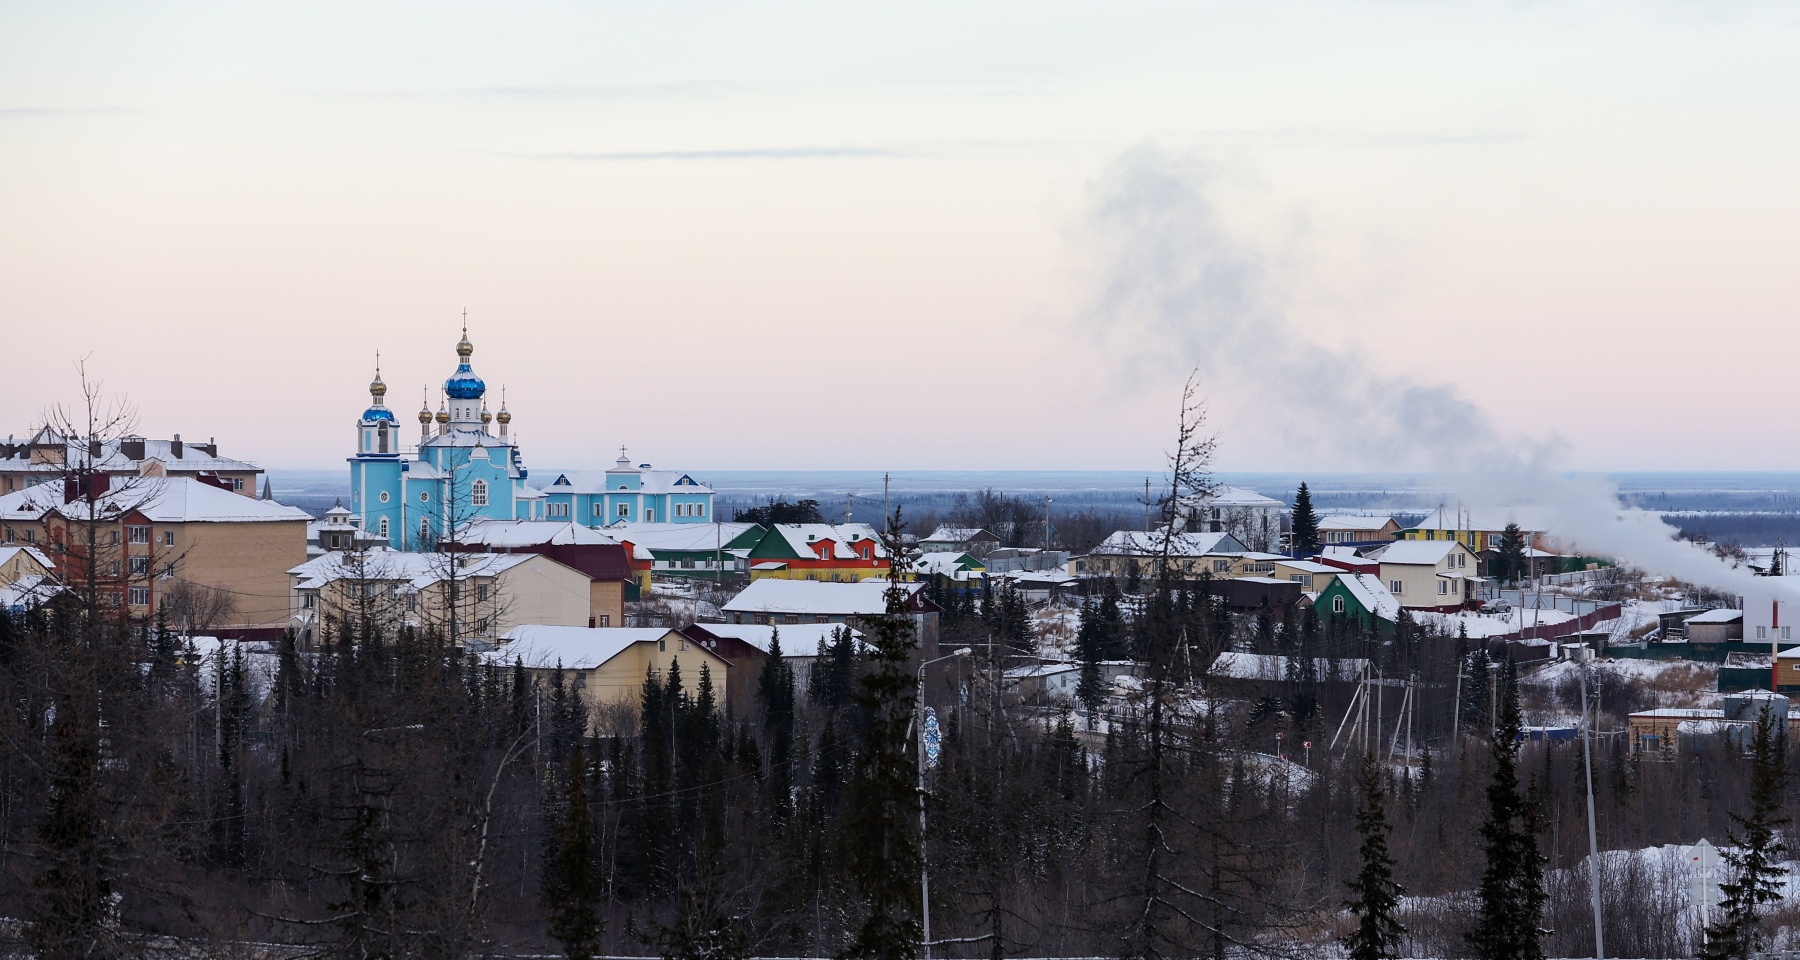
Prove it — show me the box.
[917,647,971,959]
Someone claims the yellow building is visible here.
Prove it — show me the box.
[1396,506,1550,552]
[483,625,737,726]
[1372,539,1482,610]
[288,549,598,646]
[0,545,53,585]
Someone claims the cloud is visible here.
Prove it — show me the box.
[0,107,133,118]
[535,146,910,162]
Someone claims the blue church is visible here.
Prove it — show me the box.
[348,327,713,551]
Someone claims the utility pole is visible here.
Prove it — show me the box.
[1043,496,1052,553]
[845,492,852,525]
[1579,664,1605,960]
[1144,477,1151,532]
[883,473,891,538]
[1452,655,1464,754]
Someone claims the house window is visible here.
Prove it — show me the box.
[697,502,705,517]
[1390,580,1404,594]
[162,531,175,546]
[1437,581,1448,595]
[471,479,489,507]
[303,593,316,609]
[128,586,150,606]
[1757,626,1768,640]
[658,638,666,652]
[476,584,489,602]
[1457,553,1467,568]
[232,478,244,491]
[129,556,149,575]
[127,525,150,544]
[1333,595,1345,613]
[598,615,609,627]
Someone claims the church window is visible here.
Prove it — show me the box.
[592,503,602,518]
[471,479,489,507]
[421,491,430,503]
[618,503,629,518]
[378,424,389,454]
[645,509,654,523]
[420,518,430,542]
[379,491,390,503]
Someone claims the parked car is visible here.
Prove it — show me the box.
[1480,599,1513,614]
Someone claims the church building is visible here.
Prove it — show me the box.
[347,326,714,552]
[348,327,544,550]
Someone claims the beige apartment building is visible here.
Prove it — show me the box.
[288,548,599,645]
[0,429,264,496]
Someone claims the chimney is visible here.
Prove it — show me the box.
[121,437,145,461]
[88,440,102,458]
[170,434,183,459]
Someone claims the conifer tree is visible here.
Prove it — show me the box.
[839,513,923,959]
[1494,523,1528,586]
[1342,761,1404,960]
[543,743,603,960]
[1468,661,1545,960]
[1702,704,1790,959]
[1290,482,1321,556]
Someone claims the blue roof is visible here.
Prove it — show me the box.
[445,362,486,400]
[361,407,397,423]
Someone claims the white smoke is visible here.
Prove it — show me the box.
[1082,144,1783,599]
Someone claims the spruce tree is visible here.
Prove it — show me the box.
[1703,704,1790,959]
[1467,661,1546,960]
[1342,760,1405,960]
[543,743,603,960]
[1291,482,1322,556]
[839,514,923,960]
[1495,523,1528,586]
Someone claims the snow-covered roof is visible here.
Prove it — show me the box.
[1630,707,1723,719]
[1091,530,1246,556]
[1277,560,1339,574]
[0,575,64,610]
[1210,651,1368,682]
[28,477,312,524]
[1004,662,1080,681]
[288,548,542,592]
[723,578,921,616]
[1372,540,1469,565]
[0,545,53,571]
[1336,573,1401,621]
[1188,486,1285,508]
[692,622,862,655]
[1687,608,1743,624]
[544,469,713,495]
[1317,516,1396,532]
[458,519,623,548]
[0,433,260,475]
[913,552,982,576]
[606,521,760,553]
[762,523,887,560]
[1404,506,1553,534]
[921,526,999,543]
[483,625,679,670]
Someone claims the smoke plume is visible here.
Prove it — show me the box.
[1082,144,1780,598]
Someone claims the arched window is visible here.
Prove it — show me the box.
[420,518,430,543]
[378,517,389,538]
[1332,595,1345,614]
[471,479,489,507]
[378,423,389,454]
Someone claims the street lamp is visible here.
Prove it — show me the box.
[917,646,971,959]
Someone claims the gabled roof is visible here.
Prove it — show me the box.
[0,434,260,475]
[1335,573,1401,622]
[287,548,547,592]
[913,552,984,576]
[1189,486,1285,508]
[1318,516,1396,532]
[1372,540,1470,565]
[1404,506,1552,534]
[751,523,887,561]
[0,575,65,610]
[457,519,623,548]
[483,625,685,670]
[604,521,763,553]
[723,578,923,616]
[1091,530,1246,557]
[686,622,862,656]
[921,526,1000,544]
[37,477,312,524]
[0,545,53,571]
[1277,560,1339,574]
[544,469,713,495]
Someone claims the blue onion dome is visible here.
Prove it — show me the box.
[444,331,486,399]
[362,367,396,422]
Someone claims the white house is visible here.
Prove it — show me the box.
[1181,486,1287,552]
[1370,540,1483,611]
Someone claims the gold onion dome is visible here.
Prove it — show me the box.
[370,373,387,398]
[497,408,512,425]
[481,406,493,425]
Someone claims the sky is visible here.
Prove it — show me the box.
[3,2,1797,474]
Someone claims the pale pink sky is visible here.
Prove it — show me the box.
[3,2,1796,473]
